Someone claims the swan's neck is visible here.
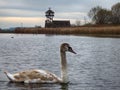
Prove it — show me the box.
[60,51,68,83]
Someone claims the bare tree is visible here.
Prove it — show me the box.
[88,6,101,24]
[111,2,120,24]
[88,6,112,24]
[96,9,112,24]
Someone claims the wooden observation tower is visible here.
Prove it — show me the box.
[45,8,54,26]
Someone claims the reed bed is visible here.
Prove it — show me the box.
[15,25,120,35]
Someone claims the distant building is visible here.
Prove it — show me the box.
[45,8,70,28]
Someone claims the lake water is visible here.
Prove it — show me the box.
[0,34,120,90]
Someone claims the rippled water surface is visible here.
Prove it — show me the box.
[0,34,120,90]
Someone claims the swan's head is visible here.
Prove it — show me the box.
[61,43,76,54]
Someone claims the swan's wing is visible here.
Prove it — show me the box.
[5,69,62,83]
[4,71,15,81]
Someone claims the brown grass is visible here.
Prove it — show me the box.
[15,25,120,36]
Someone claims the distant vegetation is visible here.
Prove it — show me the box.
[88,2,120,25]
[14,25,120,36]
[0,28,14,33]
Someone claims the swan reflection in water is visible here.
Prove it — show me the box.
[6,82,69,90]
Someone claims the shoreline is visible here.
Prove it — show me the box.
[1,25,120,38]
[1,33,120,38]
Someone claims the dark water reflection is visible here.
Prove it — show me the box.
[0,34,120,90]
[1,82,69,90]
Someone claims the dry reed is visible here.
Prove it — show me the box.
[15,25,120,35]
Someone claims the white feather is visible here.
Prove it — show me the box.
[35,70,47,75]
[4,72,15,81]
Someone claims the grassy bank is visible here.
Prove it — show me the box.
[14,25,120,36]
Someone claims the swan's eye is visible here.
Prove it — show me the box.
[68,46,71,49]
[68,46,76,54]
[68,47,72,51]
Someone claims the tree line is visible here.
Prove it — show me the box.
[88,2,120,25]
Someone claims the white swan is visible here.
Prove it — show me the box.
[4,43,76,83]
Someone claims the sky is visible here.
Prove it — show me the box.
[0,0,120,29]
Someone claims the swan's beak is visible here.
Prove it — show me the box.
[70,50,76,54]
[69,47,77,54]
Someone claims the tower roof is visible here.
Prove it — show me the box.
[45,8,54,14]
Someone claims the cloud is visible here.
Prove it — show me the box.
[0,9,43,17]
[55,12,87,19]
[1,0,120,16]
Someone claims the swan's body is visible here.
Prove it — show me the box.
[4,43,76,83]
[5,69,62,83]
